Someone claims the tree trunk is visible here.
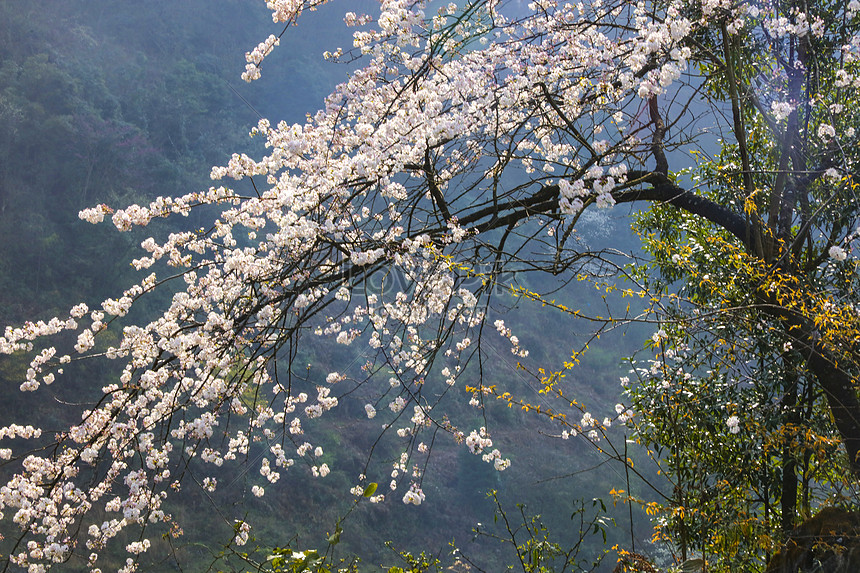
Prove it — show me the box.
[755,285,860,479]
[781,367,799,534]
[805,347,860,479]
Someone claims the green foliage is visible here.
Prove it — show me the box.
[464,492,613,573]
[266,547,353,573]
[383,547,443,573]
[624,6,860,562]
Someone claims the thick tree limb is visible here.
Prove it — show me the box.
[615,172,755,251]
[458,171,754,251]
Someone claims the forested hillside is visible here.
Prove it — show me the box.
[1,3,222,318]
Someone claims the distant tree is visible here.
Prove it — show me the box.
[1,0,859,571]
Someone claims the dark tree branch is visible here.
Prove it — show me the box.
[616,171,754,250]
[454,170,755,252]
[648,97,669,175]
[424,147,451,222]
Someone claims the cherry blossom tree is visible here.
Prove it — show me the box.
[2,0,860,570]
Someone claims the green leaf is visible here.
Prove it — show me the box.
[362,482,378,497]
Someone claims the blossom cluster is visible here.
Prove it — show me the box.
[465,427,510,471]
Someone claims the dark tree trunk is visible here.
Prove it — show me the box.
[805,347,860,479]
[759,285,860,479]
[781,368,799,535]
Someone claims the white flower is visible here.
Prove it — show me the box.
[75,329,95,354]
[771,101,793,122]
[389,396,406,412]
[829,245,848,261]
[824,168,841,183]
[726,415,740,434]
[596,192,615,208]
[402,484,425,505]
[78,205,108,224]
[336,331,351,345]
[233,521,251,546]
[817,124,836,141]
[69,303,89,318]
